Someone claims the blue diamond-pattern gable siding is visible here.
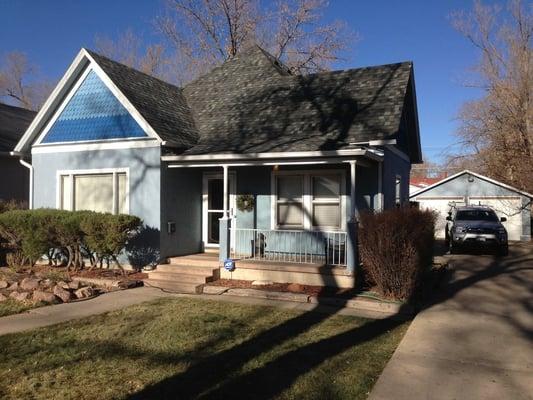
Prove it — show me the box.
[42,70,147,143]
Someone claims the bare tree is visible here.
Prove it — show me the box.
[157,0,353,82]
[95,30,176,83]
[451,0,533,192]
[0,52,52,110]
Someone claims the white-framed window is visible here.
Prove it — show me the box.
[272,170,345,230]
[395,175,402,206]
[57,168,129,214]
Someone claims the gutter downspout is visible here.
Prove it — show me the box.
[10,151,33,209]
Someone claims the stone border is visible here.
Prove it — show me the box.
[201,286,413,317]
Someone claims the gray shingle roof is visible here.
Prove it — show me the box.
[183,46,412,154]
[85,50,198,149]
[0,103,36,152]
[87,46,418,158]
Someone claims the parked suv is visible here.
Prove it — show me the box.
[445,206,508,255]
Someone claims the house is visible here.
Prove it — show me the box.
[409,175,447,196]
[12,46,421,288]
[0,103,36,202]
[410,170,532,242]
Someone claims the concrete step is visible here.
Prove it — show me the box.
[156,264,219,277]
[147,271,213,284]
[143,279,202,294]
[167,256,219,268]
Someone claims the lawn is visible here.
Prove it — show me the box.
[0,298,408,400]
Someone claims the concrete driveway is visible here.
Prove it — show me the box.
[370,243,533,400]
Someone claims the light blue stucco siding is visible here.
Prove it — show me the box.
[160,167,203,258]
[382,147,411,209]
[32,145,162,265]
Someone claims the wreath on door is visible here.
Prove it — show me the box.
[236,194,255,212]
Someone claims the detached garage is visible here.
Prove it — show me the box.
[410,170,532,242]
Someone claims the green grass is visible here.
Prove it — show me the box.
[0,299,45,317]
[0,298,408,400]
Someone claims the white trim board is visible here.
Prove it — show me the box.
[410,170,533,199]
[32,138,160,154]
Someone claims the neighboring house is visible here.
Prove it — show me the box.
[0,103,36,202]
[13,46,421,287]
[410,170,532,242]
[409,175,447,196]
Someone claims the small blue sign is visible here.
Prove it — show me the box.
[224,259,235,272]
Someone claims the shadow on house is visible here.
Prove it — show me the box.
[126,225,161,270]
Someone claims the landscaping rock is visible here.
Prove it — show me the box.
[57,281,70,290]
[203,285,229,295]
[287,283,305,292]
[68,280,81,290]
[74,286,94,299]
[53,285,73,303]
[40,279,54,289]
[7,282,18,291]
[251,280,274,286]
[0,280,8,289]
[0,293,7,302]
[33,290,58,304]
[9,291,29,301]
[20,278,40,291]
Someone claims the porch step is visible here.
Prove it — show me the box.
[156,264,219,277]
[144,279,202,294]
[167,256,219,268]
[148,271,214,284]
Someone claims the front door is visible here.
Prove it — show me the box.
[202,173,236,248]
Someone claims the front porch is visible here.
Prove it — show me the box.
[159,148,385,287]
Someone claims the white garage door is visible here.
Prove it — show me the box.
[469,197,523,241]
[415,197,465,239]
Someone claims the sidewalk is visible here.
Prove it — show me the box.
[0,286,171,336]
[369,246,533,400]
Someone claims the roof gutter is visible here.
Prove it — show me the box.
[10,151,33,209]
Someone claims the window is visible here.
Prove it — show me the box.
[312,175,341,228]
[274,172,344,230]
[276,175,304,228]
[59,171,128,214]
[395,176,402,206]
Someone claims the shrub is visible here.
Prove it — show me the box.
[0,209,142,272]
[0,199,28,213]
[359,207,436,301]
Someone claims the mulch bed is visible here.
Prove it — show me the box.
[207,278,366,299]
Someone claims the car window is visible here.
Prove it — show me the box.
[455,210,499,222]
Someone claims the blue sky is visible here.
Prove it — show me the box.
[0,0,494,162]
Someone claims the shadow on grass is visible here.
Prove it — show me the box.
[122,244,533,399]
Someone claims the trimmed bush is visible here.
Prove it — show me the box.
[0,209,142,272]
[359,207,436,301]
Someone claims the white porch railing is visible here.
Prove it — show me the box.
[230,228,347,266]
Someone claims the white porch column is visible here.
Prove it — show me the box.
[349,160,359,221]
[219,164,231,262]
[347,160,359,274]
[378,161,383,212]
[223,164,229,217]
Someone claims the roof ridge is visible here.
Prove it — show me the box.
[306,61,413,79]
[83,48,184,91]
[0,102,36,114]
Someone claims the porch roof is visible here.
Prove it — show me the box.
[161,147,383,168]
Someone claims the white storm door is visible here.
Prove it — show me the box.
[202,172,236,248]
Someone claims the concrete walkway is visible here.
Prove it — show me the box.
[0,286,171,336]
[370,244,533,400]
